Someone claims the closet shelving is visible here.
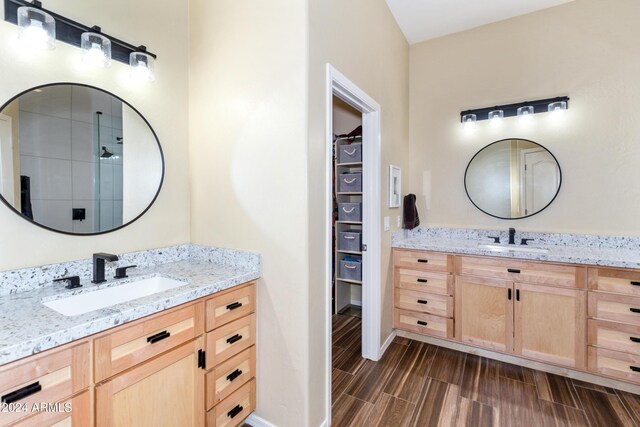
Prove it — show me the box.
[334,135,363,314]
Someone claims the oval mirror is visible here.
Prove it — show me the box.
[0,83,164,235]
[464,139,561,220]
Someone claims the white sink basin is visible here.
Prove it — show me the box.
[478,243,550,255]
[43,277,187,316]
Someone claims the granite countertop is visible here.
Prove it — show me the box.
[0,245,260,366]
[392,228,640,269]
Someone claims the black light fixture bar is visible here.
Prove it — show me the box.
[460,96,569,122]
[3,0,157,64]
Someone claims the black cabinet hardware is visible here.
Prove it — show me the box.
[632,281,640,287]
[227,302,243,311]
[227,334,242,344]
[520,238,535,246]
[147,330,170,344]
[198,349,206,369]
[488,236,500,244]
[508,289,512,300]
[228,404,243,419]
[417,278,428,283]
[417,300,428,305]
[417,259,429,263]
[630,366,640,373]
[507,269,521,274]
[516,289,521,301]
[227,369,243,382]
[417,320,428,326]
[53,276,81,289]
[631,308,640,314]
[630,337,640,344]
[1,382,41,404]
[114,265,137,279]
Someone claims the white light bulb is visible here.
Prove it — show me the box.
[83,42,107,67]
[133,60,152,80]
[21,19,49,50]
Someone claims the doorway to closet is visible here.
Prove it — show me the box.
[325,64,382,424]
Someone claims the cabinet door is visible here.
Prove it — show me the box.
[96,338,204,427]
[455,276,513,352]
[514,283,586,369]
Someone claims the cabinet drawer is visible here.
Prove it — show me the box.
[395,268,453,296]
[207,314,256,368]
[588,292,640,325]
[458,256,582,288]
[588,347,640,385]
[589,319,640,355]
[94,303,204,382]
[588,268,640,296]
[393,250,452,273]
[0,343,89,427]
[11,391,90,427]
[394,289,453,318]
[206,283,256,332]
[206,346,256,410]
[207,379,255,427]
[394,309,453,339]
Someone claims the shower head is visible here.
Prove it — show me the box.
[100,146,114,158]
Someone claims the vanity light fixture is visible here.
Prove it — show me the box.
[16,4,55,50]
[81,28,111,68]
[461,96,570,123]
[462,113,476,128]
[130,48,155,81]
[5,0,157,74]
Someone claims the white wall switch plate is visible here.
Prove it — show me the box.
[396,216,401,228]
[384,216,390,231]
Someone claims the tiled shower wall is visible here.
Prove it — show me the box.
[18,86,123,233]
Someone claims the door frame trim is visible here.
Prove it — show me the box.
[325,63,382,424]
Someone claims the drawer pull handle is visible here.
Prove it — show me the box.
[630,366,640,373]
[1,382,42,404]
[631,308,640,314]
[632,281,640,286]
[417,259,429,263]
[227,334,243,344]
[417,320,428,326]
[227,301,243,311]
[198,349,206,369]
[508,289,512,300]
[147,330,170,344]
[227,369,243,382]
[417,300,428,305]
[228,404,244,419]
[630,337,640,344]
[417,279,428,283]
[508,269,521,274]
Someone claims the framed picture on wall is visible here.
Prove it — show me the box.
[389,165,401,208]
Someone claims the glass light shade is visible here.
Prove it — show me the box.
[81,32,111,67]
[17,6,55,50]
[517,106,534,116]
[548,101,567,112]
[488,110,504,120]
[462,114,476,124]
[129,51,155,81]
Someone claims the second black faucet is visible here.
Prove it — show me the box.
[92,252,119,284]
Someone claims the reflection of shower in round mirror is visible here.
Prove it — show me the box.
[464,139,561,220]
[0,83,164,235]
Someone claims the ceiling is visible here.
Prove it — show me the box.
[385,0,575,44]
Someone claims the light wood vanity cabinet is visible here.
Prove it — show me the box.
[0,281,257,427]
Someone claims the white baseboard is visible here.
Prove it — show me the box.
[378,330,397,359]
[350,299,362,306]
[246,413,277,427]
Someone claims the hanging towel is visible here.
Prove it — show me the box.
[403,194,420,230]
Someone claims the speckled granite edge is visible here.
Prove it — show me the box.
[0,244,261,296]
[392,227,640,269]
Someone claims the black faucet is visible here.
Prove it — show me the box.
[508,228,516,245]
[92,253,119,284]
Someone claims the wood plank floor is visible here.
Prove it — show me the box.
[332,314,640,427]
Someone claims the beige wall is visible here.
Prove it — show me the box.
[409,0,640,236]
[308,0,409,424]
[0,0,190,270]
[188,0,310,425]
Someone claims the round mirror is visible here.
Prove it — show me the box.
[0,83,164,235]
[464,139,561,220]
